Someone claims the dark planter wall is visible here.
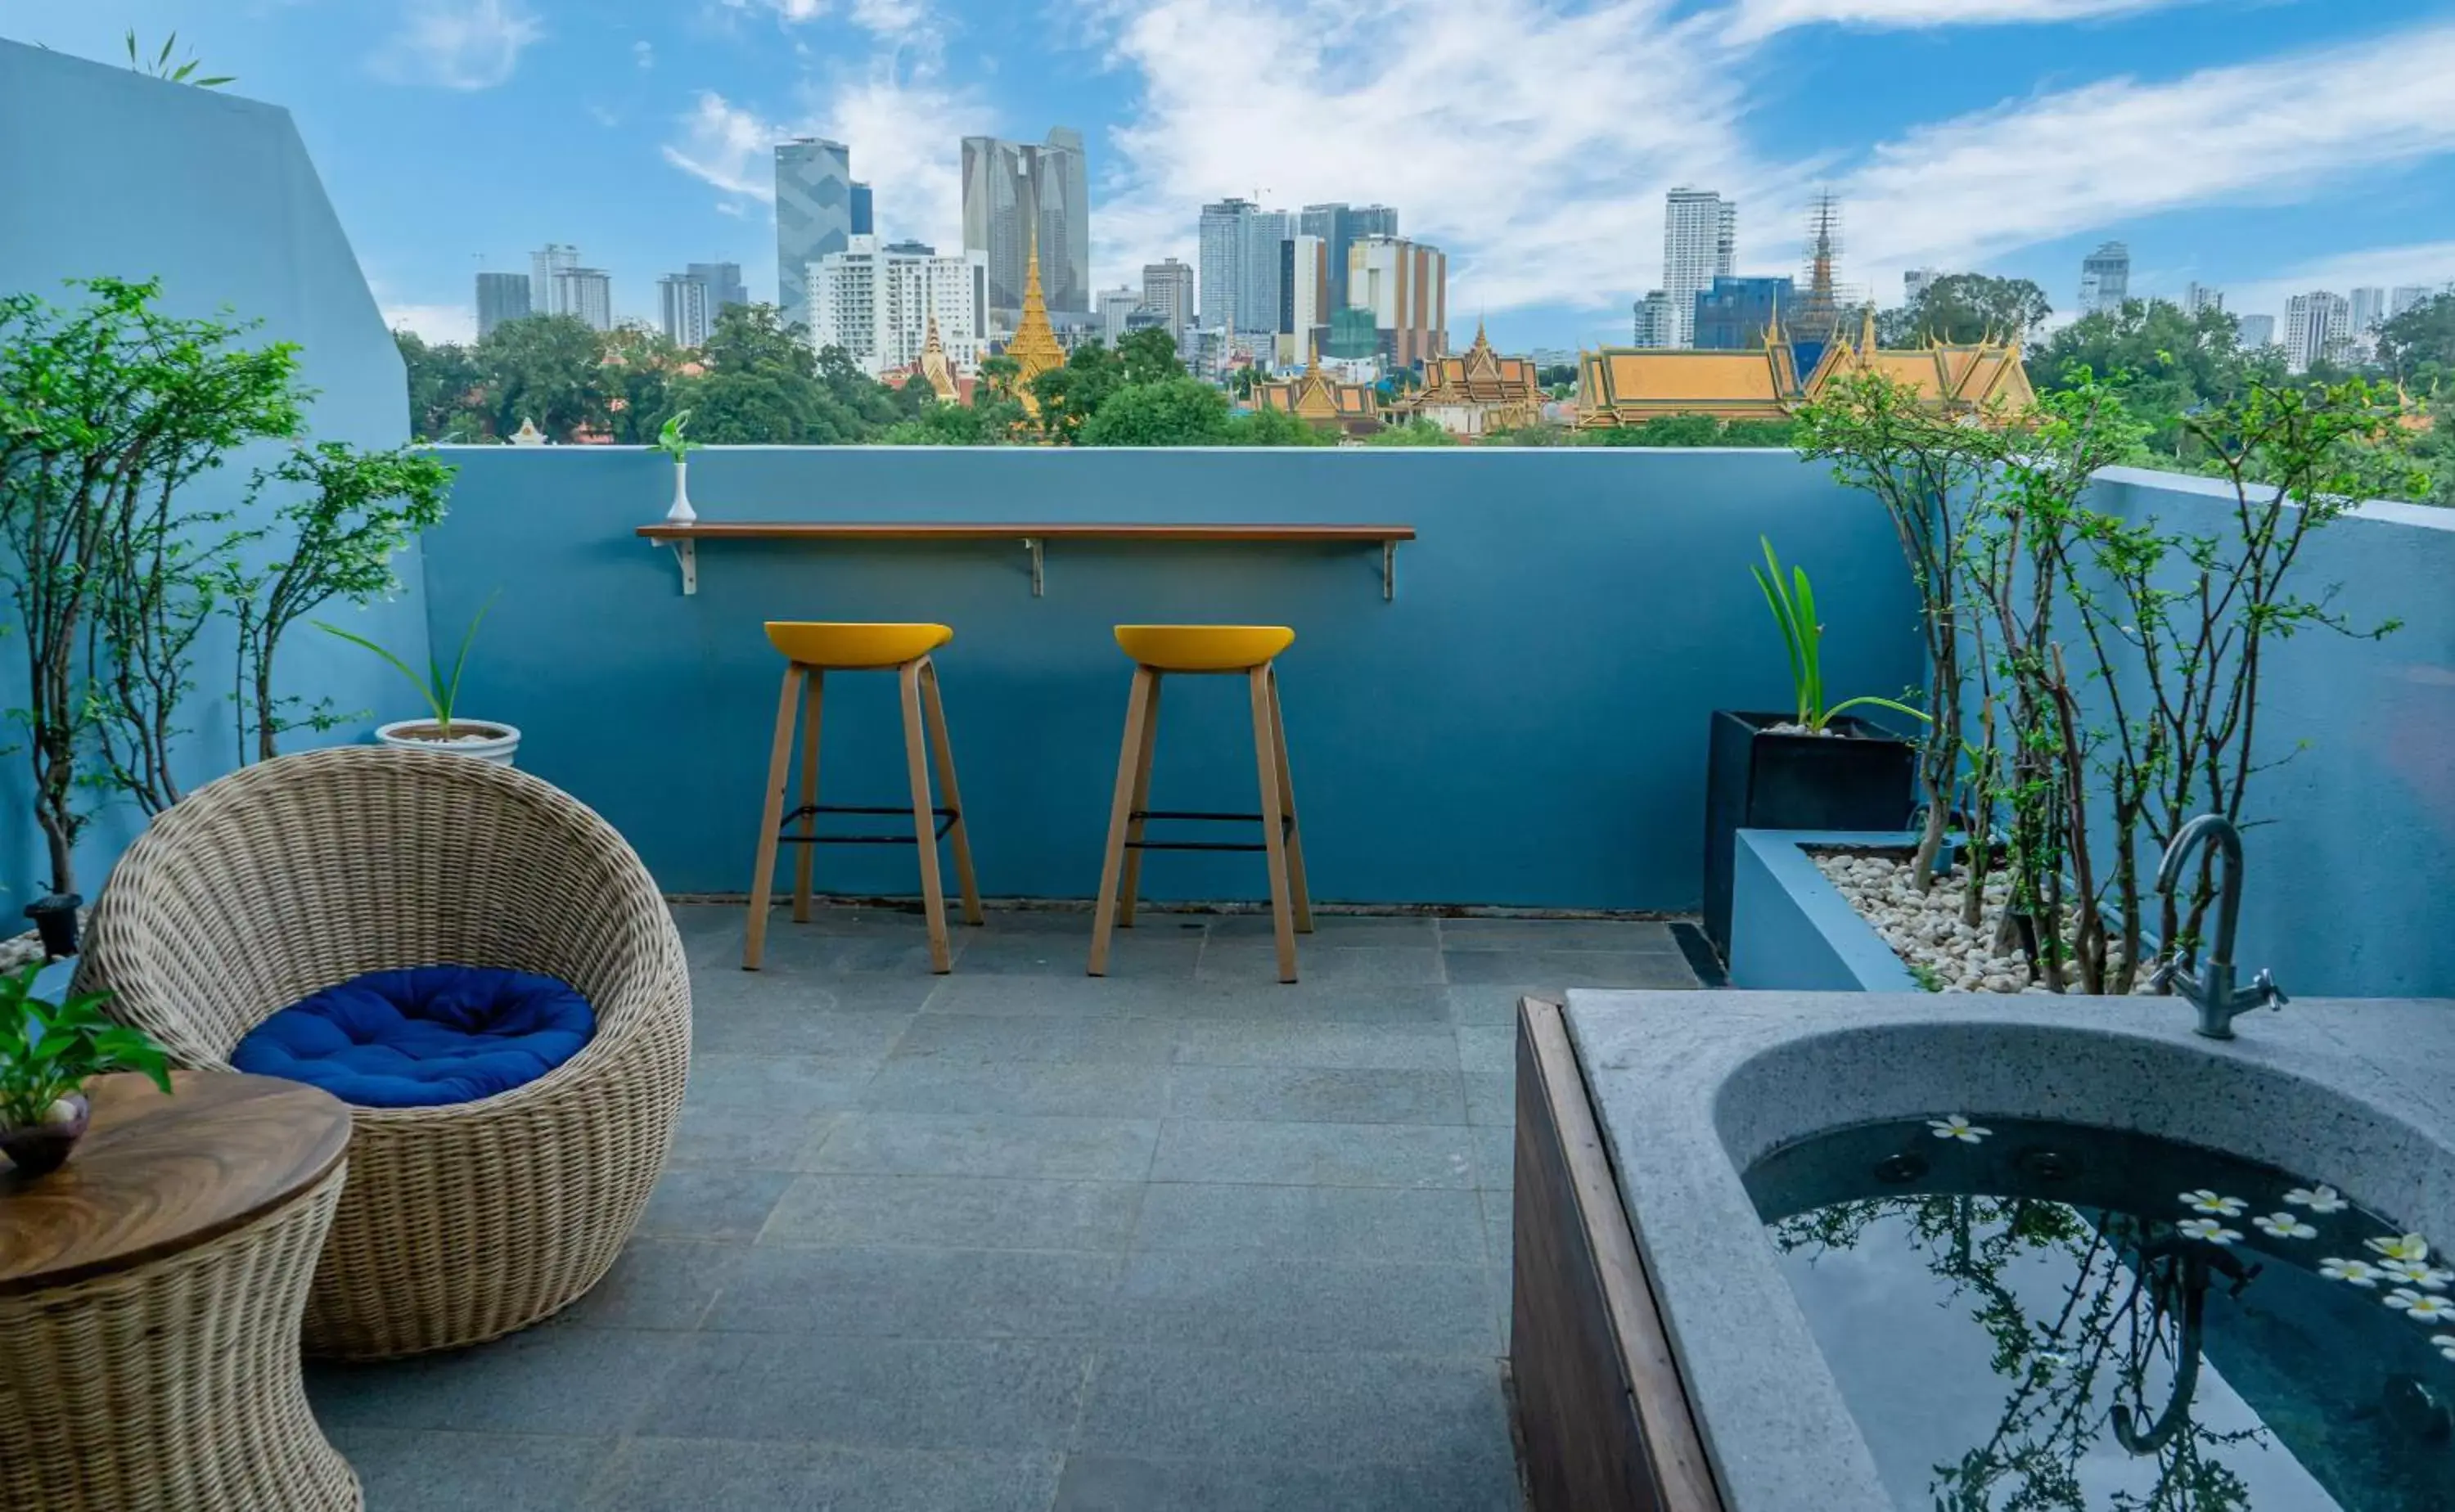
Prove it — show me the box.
[1701,709,1915,960]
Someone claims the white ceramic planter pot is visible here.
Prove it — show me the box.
[376,718,523,767]
[664,460,696,523]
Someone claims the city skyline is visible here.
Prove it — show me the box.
[51,0,2444,352]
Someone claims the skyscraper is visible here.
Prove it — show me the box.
[689,262,748,314]
[776,137,854,330]
[1693,276,1793,351]
[2282,291,2349,373]
[1660,188,1736,349]
[1347,235,1446,367]
[2183,281,2225,315]
[1298,203,1397,316]
[1142,258,1195,345]
[1278,233,1331,363]
[529,243,578,312]
[475,271,530,339]
[659,273,711,348]
[555,268,613,332]
[2237,313,2277,349]
[850,182,874,238]
[1243,209,1292,337]
[2078,242,2130,315]
[1097,286,1142,346]
[1902,268,1940,305]
[1631,290,1674,348]
[2390,286,2435,319]
[961,129,1091,322]
[1197,199,1255,335]
[2350,286,2388,333]
[808,235,989,377]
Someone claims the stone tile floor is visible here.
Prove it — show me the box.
[307,905,1706,1511]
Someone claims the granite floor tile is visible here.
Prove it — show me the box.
[1439,949,1702,989]
[762,1174,1142,1253]
[705,1244,1123,1339]
[953,934,1201,980]
[1206,913,1438,946]
[859,1059,1173,1118]
[597,1440,1064,1512]
[323,1429,617,1512]
[306,1326,691,1437]
[1464,1070,1514,1128]
[1446,984,1540,1026]
[1479,1188,1514,1271]
[1455,1026,1514,1076]
[1110,1251,1496,1355]
[1052,1452,1524,1512]
[1171,1021,1460,1070]
[1151,1119,1479,1189]
[665,1106,840,1170]
[637,1168,795,1241]
[1166,1064,1466,1125]
[683,1051,881,1113]
[917,975,1155,1019]
[889,1013,1184,1065]
[643,1334,1096,1450]
[1147,982,1454,1026]
[547,1238,742,1331]
[802,1110,1160,1182]
[1438,917,1682,952]
[1132,1183,1487,1264]
[1074,1346,1511,1470]
[755,926,959,975]
[689,1002,922,1059]
[1471,1125,1516,1191]
[1197,943,1446,987]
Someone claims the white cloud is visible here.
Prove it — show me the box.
[372,0,542,90]
[1086,0,1777,317]
[664,92,785,200]
[1721,0,2188,44]
[383,301,476,344]
[2223,241,2455,320]
[633,39,655,70]
[1834,20,2455,304]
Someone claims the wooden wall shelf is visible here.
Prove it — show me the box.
[633,521,1417,601]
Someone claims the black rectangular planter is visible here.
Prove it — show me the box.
[1701,709,1916,962]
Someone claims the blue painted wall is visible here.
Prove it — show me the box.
[0,42,430,904]
[2086,470,2455,999]
[418,446,1930,910]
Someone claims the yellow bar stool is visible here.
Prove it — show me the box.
[1090,625,1314,983]
[745,622,983,974]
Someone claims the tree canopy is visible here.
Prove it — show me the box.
[1878,273,2052,347]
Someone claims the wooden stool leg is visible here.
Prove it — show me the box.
[1248,665,1299,983]
[745,664,806,970]
[1267,666,1313,933]
[918,658,984,926]
[1089,666,1155,976]
[1118,672,1164,928]
[899,659,953,974]
[793,670,824,923]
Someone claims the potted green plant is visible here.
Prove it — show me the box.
[1702,538,1929,960]
[655,408,700,523]
[319,595,518,765]
[1,964,173,1178]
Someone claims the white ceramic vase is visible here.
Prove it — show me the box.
[664,459,697,524]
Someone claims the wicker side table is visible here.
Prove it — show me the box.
[1,1070,359,1511]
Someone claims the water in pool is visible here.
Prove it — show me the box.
[1746,1116,2455,1510]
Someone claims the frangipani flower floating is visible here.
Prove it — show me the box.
[2285,1185,2349,1213]
[2252,1213,2318,1240]
[1927,1117,1990,1144]
[2385,1289,2455,1324]
[2381,1259,2453,1291]
[2320,1258,2385,1287]
[2177,1217,2242,1245]
[2367,1234,2432,1263]
[2434,1334,2455,1363]
[2181,1190,2246,1217]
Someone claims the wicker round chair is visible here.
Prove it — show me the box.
[75,745,691,1361]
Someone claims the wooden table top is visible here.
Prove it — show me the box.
[0,1070,350,1297]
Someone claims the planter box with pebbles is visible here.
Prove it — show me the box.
[1728,828,2154,996]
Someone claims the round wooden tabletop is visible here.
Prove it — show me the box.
[0,1069,350,1298]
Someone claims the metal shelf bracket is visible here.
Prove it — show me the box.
[1023,536,1044,597]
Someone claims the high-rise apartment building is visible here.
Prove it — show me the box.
[1631,290,1674,348]
[688,262,748,315]
[1197,199,1255,335]
[808,235,989,378]
[1693,275,1793,351]
[850,182,874,238]
[1297,203,1396,316]
[554,268,613,332]
[2390,286,2435,319]
[2237,313,2276,349]
[2282,290,2350,373]
[1277,233,1331,364]
[1097,286,1142,346]
[1660,188,1736,349]
[1902,268,1940,306]
[529,244,578,312]
[2078,242,2130,315]
[659,273,712,348]
[1243,209,1292,337]
[961,129,1090,322]
[2183,281,2225,315]
[776,137,854,330]
[475,271,530,339]
[2350,286,2387,333]
[1141,259,1195,344]
[1348,235,1446,368]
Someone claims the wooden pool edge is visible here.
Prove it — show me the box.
[1511,993,1727,1512]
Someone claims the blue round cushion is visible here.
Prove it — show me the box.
[231,965,596,1109]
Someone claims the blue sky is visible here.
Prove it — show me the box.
[7,0,2453,352]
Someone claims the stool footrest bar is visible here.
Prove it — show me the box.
[1132,809,1295,826]
[1124,839,1269,853]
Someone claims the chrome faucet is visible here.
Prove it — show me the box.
[2151,814,2287,1040]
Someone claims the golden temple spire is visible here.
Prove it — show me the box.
[1003,231,1065,416]
[918,313,959,402]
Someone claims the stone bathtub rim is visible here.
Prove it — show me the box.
[1558,988,2455,1512]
